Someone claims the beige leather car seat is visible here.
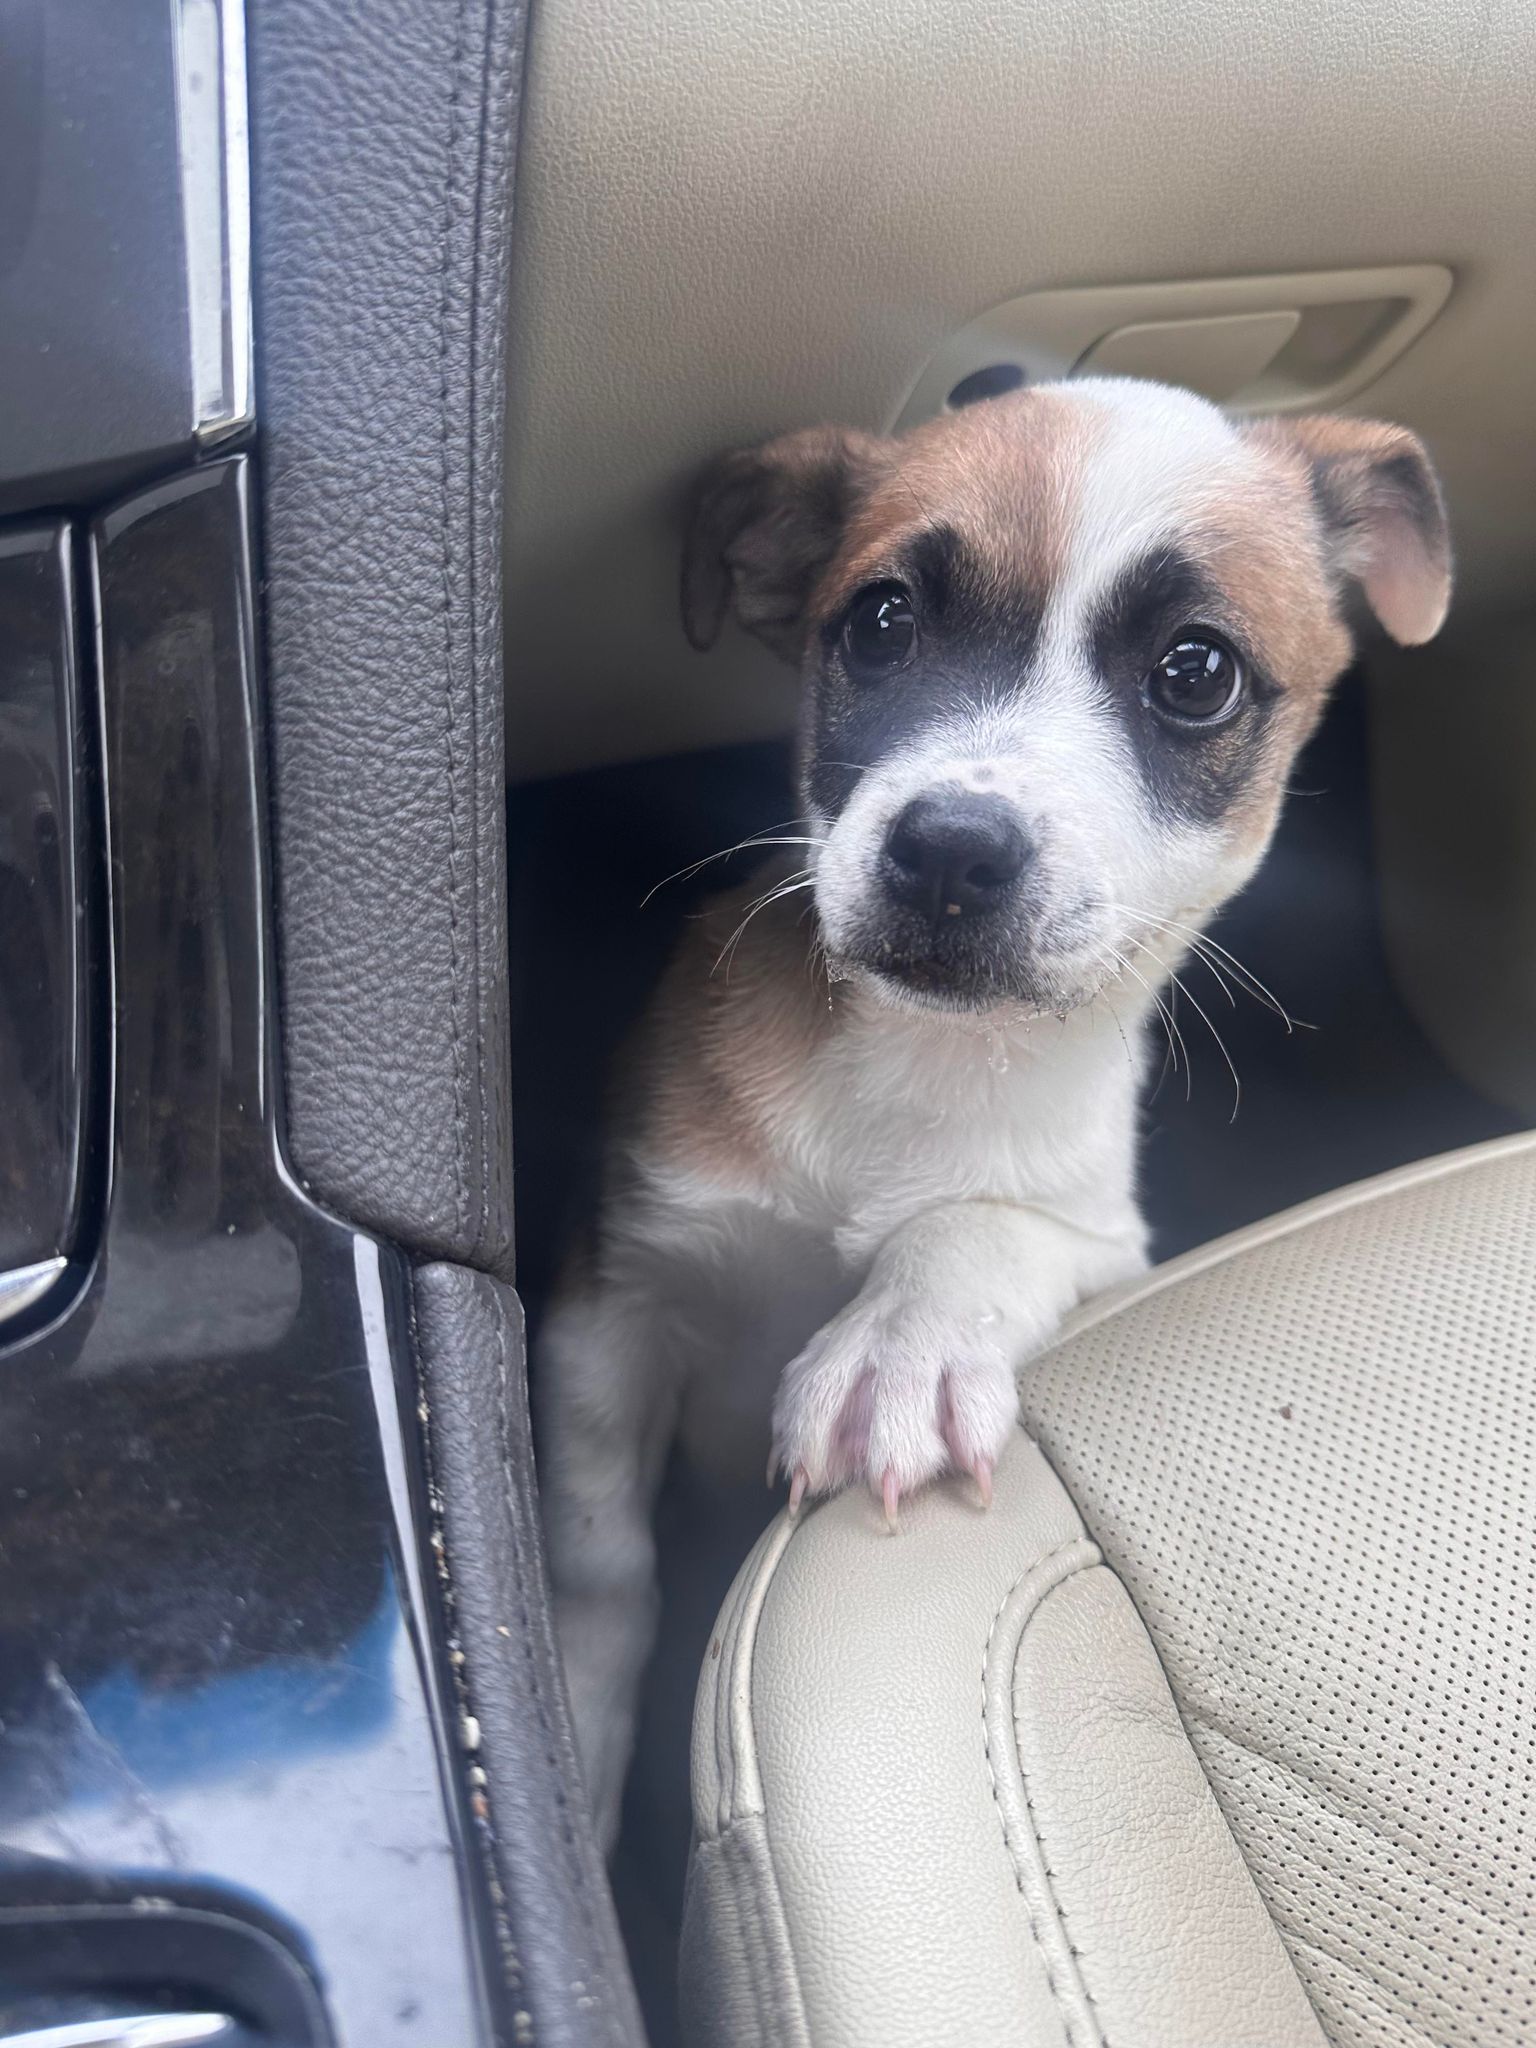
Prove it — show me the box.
[680,1132,1536,2048]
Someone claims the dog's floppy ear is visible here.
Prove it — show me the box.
[1251,414,1452,645]
[681,426,883,660]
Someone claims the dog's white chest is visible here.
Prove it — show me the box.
[767,1001,1144,1261]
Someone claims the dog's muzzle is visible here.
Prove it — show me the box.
[879,788,1032,924]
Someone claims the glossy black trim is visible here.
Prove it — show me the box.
[0,0,213,516]
[0,523,90,1303]
[0,1902,325,2042]
[0,463,497,2047]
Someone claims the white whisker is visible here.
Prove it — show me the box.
[641,821,824,907]
[1165,966,1243,1121]
[1082,954,1139,1079]
[1108,901,1300,1033]
[1101,913,1245,1115]
[1099,943,1189,1098]
[712,871,817,978]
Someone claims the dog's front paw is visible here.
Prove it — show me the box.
[771,1293,1019,1524]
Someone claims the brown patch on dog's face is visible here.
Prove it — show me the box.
[1201,411,1450,853]
[821,388,1093,613]
[682,382,1451,1014]
[797,390,1105,822]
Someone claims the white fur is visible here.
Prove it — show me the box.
[538,383,1294,1849]
[537,980,1158,1847]
[1060,379,1260,618]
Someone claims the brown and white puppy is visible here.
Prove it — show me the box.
[535,378,1451,1848]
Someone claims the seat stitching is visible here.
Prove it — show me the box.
[460,0,490,1266]
[457,0,507,1269]
[435,0,473,1248]
[730,1823,781,2048]
[488,1281,627,2048]
[981,1535,1106,2048]
[703,1516,826,2046]
[1011,1573,1126,2048]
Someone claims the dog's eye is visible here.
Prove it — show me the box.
[1147,634,1245,723]
[841,582,917,677]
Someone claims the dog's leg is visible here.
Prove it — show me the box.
[772,1198,1144,1514]
[534,1269,690,1852]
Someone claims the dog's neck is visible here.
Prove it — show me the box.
[675,871,1163,1256]
[692,860,1177,1147]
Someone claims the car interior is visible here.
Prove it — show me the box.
[0,0,1531,2044]
[505,0,1536,2040]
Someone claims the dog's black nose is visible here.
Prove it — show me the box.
[883,791,1030,917]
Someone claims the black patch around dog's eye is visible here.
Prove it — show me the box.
[1089,545,1273,826]
[1090,546,1215,679]
[905,524,964,616]
[807,525,1047,822]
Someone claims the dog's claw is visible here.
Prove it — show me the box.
[881,1468,901,1532]
[972,1457,994,1511]
[787,1467,809,1517]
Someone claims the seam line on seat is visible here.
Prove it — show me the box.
[460,0,493,1268]
[711,1515,827,2045]
[1012,1573,1121,2048]
[733,1826,782,2048]
[981,1534,1105,2048]
[712,1513,801,1829]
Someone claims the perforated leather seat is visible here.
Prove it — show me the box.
[680,1133,1536,2048]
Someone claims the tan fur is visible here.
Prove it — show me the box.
[1196,470,1351,705]
[812,387,1105,634]
[1188,453,1355,848]
[1245,413,1452,646]
[627,859,836,1191]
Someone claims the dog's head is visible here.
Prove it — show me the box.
[683,380,1450,1014]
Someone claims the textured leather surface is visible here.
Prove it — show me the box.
[503,0,1536,779]
[683,1438,1320,2047]
[1007,1564,1325,2046]
[685,1133,1536,2044]
[248,0,518,1273]
[413,1263,646,2048]
[1024,1131,1536,2048]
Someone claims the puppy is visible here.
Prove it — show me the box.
[535,378,1451,1849]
